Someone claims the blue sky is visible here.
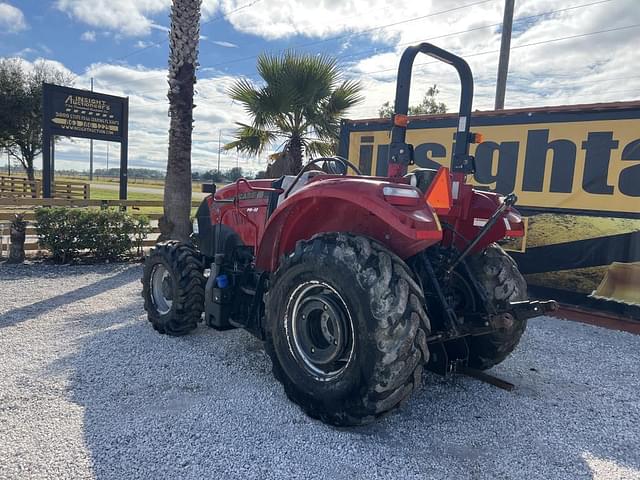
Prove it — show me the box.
[1,0,639,173]
[1,1,391,78]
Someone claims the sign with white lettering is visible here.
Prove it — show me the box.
[43,84,126,141]
[42,83,129,198]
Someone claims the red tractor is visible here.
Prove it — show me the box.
[142,43,557,426]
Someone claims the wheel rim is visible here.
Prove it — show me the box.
[286,281,355,381]
[151,264,173,315]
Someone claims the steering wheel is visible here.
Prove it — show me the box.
[283,156,362,199]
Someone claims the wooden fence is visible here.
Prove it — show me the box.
[0,176,90,200]
[0,197,200,255]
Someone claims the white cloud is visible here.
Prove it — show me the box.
[211,40,238,48]
[56,0,170,36]
[4,56,74,80]
[7,0,640,173]
[149,23,170,33]
[37,43,53,54]
[55,0,219,37]
[216,0,489,41]
[0,2,28,33]
[81,31,96,42]
[337,0,640,117]
[135,40,155,49]
[13,47,36,58]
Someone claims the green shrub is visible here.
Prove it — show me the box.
[35,208,84,262]
[35,207,148,262]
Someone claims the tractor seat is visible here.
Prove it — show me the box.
[277,170,326,206]
[405,168,439,194]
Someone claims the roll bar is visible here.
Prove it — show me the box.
[388,43,475,176]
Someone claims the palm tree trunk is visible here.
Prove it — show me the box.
[287,135,303,175]
[160,0,202,242]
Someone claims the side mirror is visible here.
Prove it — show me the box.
[202,183,216,194]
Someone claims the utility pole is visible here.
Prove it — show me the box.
[217,129,221,173]
[89,77,94,180]
[6,149,10,176]
[495,0,515,110]
[106,143,109,172]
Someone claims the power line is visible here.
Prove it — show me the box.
[88,2,639,109]
[358,23,640,77]
[96,0,576,90]
[89,0,496,90]
[89,0,614,92]
[113,0,263,62]
[115,68,640,108]
[199,0,496,69]
[208,0,429,56]
[203,0,619,84]
[74,3,261,86]
[318,0,616,68]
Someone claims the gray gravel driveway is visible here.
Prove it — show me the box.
[0,263,639,479]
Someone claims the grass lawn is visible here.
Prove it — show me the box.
[56,174,222,193]
[56,175,166,188]
[90,187,163,215]
[90,186,202,216]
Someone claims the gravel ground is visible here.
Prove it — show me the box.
[0,263,639,480]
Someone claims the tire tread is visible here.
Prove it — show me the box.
[265,233,431,426]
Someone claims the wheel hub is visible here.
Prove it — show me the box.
[151,264,173,315]
[297,295,346,366]
[287,282,355,381]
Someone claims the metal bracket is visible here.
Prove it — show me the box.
[426,337,515,391]
[457,365,515,391]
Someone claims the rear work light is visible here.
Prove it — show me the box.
[393,114,409,127]
[382,186,420,205]
[470,132,484,143]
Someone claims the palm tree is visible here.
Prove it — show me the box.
[224,52,363,174]
[160,0,201,242]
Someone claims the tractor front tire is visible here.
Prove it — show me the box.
[465,244,528,370]
[265,233,430,426]
[142,241,204,336]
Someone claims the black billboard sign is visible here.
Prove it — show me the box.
[42,83,129,198]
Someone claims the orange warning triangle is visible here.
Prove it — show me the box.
[425,167,452,215]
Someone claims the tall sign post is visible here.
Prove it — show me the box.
[42,83,129,199]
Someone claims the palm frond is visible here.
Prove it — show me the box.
[324,79,363,115]
[226,51,363,161]
[304,140,335,158]
[223,122,277,156]
[228,78,260,112]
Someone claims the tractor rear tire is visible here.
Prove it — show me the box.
[142,241,205,336]
[265,233,430,426]
[465,244,528,370]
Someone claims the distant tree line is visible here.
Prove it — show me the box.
[94,168,166,179]
[194,167,260,182]
[93,166,260,183]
